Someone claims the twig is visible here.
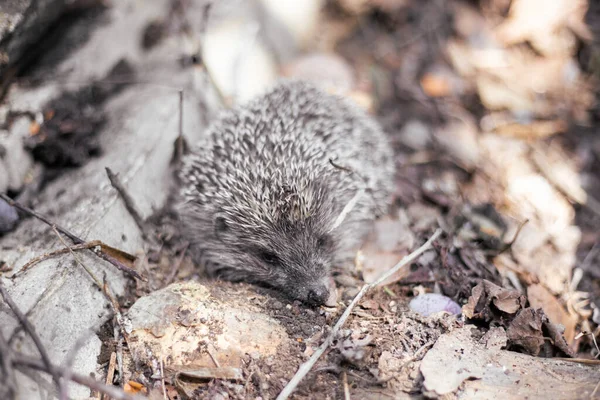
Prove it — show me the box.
[327,159,373,231]
[50,226,134,376]
[342,371,350,400]
[0,331,17,399]
[13,241,103,277]
[173,90,187,164]
[52,227,104,289]
[103,352,117,400]
[13,354,142,400]
[206,344,221,368]
[276,229,442,399]
[591,378,600,399]
[160,357,167,400]
[496,218,529,255]
[0,194,79,243]
[0,194,142,281]
[0,281,63,394]
[330,188,366,232]
[105,168,146,235]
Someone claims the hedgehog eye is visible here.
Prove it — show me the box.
[317,235,332,249]
[214,216,228,236]
[259,250,280,266]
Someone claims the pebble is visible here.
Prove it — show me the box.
[0,198,19,234]
[409,293,461,317]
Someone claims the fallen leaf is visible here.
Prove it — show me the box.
[124,380,146,394]
[462,280,526,322]
[506,308,545,355]
[29,122,40,136]
[527,284,577,343]
[420,73,452,97]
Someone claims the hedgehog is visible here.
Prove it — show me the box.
[177,80,395,306]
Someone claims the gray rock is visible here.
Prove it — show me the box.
[0,0,301,398]
[0,0,69,78]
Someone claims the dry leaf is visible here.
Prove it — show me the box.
[420,73,452,97]
[124,380,146,394]
[527,284,577,343]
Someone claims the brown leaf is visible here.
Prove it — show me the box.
[420,73,452,97]
[506,308,545,356]
[462,280,526,322]
[527,284,577,343]
[543,318,575,357]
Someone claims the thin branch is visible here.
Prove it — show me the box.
[173,90,187,164]
[13,241,102,277]
[0,194,142,281]
[276,229,443,399]
[0,281,63,393]
[160,357,167,400]
[342,371,350,400]
[330,188,366,232]
[52,227,104,289]
[103,352,117,400]
[105,167,146,235]
[497,218,529,256]
[0,331,17,399]
[13,354,143,400]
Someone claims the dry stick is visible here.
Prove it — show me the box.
[330,188,366,232]
[103,352,117,400]
[172,90,188,165]
[0,282,63,394]
[163,243,189,287]
[0,331,17,398]
[13,355,142,400]
[160,357,167,400]
[105,167,146,235]
[496,218,529,256]
[0,194,142,281]
[327,159,387,220]
[52,227,104,289]
[14,241,103,276]
[51,226,132,366]
[591,378,600,400]
[276,229,443,400]
[342,371,350,400]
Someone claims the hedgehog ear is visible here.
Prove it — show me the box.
[214,214,228,238]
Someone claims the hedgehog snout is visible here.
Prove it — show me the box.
[302,277,337,307]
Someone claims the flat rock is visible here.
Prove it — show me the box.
[0,0,301,397]
[420,326,600,399]
[127,282,289,371]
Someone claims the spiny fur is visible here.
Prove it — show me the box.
[177,80,394,305]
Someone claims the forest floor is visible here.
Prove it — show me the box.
[1,0,600,399]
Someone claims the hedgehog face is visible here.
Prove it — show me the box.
[211,214,338,306]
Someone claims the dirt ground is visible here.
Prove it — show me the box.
[2,0,600,399]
